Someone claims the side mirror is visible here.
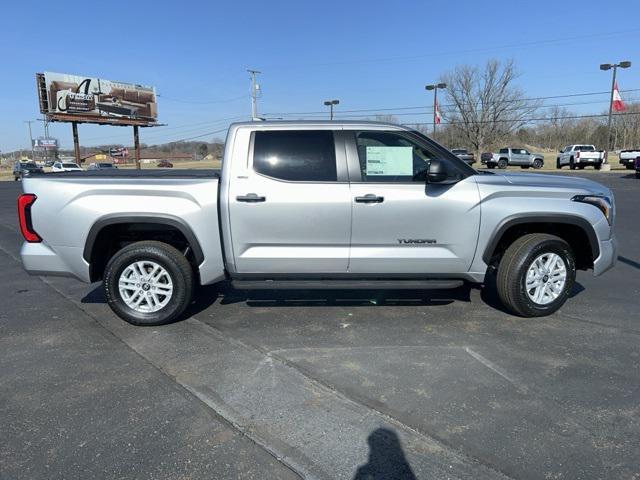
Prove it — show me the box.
[427,159,450,184]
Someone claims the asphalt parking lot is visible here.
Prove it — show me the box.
[0,172,638,480]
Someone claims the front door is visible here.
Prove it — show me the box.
[346,130,481,275]
[227,129,352,274]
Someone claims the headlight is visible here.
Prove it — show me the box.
[572,194,614,225]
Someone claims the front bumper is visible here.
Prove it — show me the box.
[593,235,618,276]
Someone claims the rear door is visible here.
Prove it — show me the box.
[510,148,526,165]
[346,130,481,274]
[227,129,352,274]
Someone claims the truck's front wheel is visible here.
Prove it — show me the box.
[103,241,194,326]
[496,234,575,317]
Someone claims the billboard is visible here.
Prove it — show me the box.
[33,137,59,149]
[39,72,157,123]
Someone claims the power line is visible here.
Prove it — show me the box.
[260,29,640,70]
[407,111,640,126]
[264,89,640,117]
[156,93,246,105]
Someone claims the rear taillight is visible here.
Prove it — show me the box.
[17,194,41,243]
[576,151,580,159]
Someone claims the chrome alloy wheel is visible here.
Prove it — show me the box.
[525,253,567,305]
[118,261,173,313]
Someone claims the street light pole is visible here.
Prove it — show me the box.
[323,99,340,120]
[600,60,631,162]
[248,69,261,120]
[24,120,35,160]
[425,83,446,136]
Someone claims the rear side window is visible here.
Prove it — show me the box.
[499,148,509,154]
[253,130,337,182]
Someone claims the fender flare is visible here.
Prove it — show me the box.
[482,213,600,264]
[83,213,205,265]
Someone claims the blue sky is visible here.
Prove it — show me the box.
[1,0,639,152]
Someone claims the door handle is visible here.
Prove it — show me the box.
[355,194,384,204]
[236,193,266,203]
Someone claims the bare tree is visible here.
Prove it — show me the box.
[440,59,539,156]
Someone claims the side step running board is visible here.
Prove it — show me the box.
[231,279,464,290]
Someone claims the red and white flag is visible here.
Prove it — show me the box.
[612,81,626,112]
[435,99,441,124]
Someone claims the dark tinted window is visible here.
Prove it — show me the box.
[253,130,337,182]
[355,131,436,183]
[499,148,509,154]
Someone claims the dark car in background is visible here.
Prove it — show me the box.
[157,160,174,168]
[13,162,44,181]
[635,157,640,179]
[451,148,475,165]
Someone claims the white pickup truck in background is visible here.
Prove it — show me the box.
[618,148,640,169]
[557,144,605,170]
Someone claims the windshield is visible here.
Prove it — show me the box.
[452,149,467,154]
[62,163,79,168]
[23,163,39,169]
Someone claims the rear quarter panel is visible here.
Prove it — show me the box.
[21,176,224,284]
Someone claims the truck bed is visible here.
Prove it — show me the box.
[28,169,220,178]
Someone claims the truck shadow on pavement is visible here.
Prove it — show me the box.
[81,279,584,321]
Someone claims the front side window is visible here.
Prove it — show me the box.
[355,131,437,182]
[253,130,337,182]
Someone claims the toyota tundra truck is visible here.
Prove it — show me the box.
[557,144,605,170]
[18,121,617,325]
[483,148,544,169]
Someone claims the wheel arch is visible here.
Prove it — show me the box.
[482,214,599,270]
[84,214,204,282]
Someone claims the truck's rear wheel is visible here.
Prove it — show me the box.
[103,241,194,326]
[496,234,575,317]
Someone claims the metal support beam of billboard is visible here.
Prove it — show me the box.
[72,123,80,164]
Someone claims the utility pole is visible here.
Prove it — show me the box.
[425,83,447,136]
[248,69,261,120]
[24,120,35,160]
[323,99,340,120]
[600,60,631,163]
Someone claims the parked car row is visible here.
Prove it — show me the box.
[12,159,175,180]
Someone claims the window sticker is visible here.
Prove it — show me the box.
[365,146,413,176]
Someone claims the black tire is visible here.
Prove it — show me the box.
[103,241,194,326]
[497,158,508,169]
[496,233,576,317]
[532,158,543,169]
[556,158,562,169]
[626,164,634,170]
[569,157,575,170]
[594,162,602,170]
[636,172,640,179]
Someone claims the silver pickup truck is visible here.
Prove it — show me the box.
[18,121,617,325]
[483,148,545,169]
